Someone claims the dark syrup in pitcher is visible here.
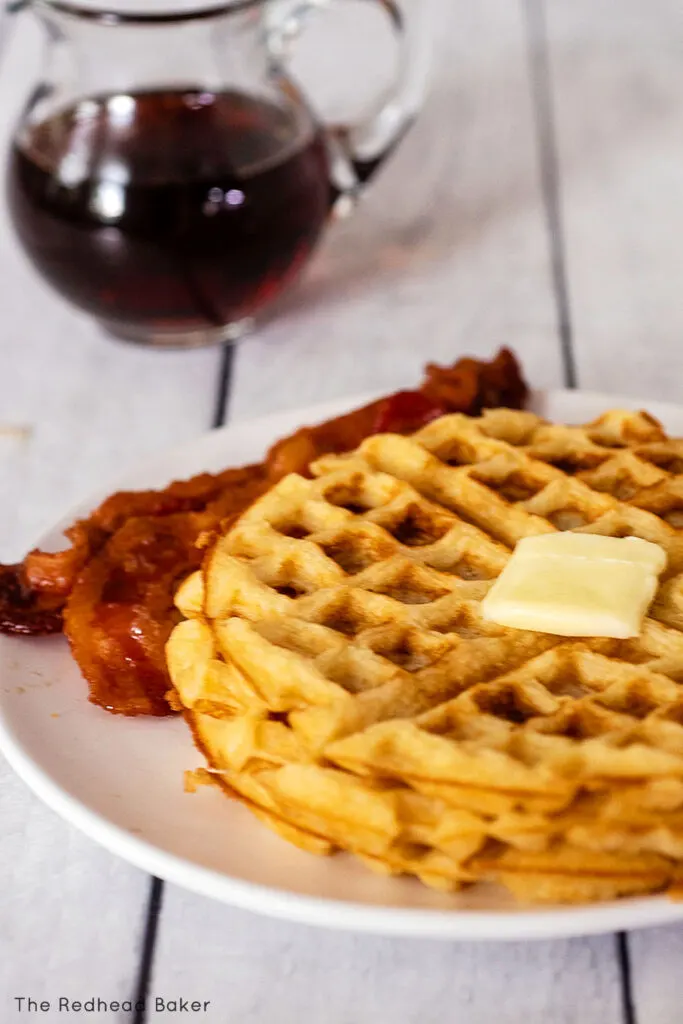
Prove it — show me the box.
[8,90,332,334]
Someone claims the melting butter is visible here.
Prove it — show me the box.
[481,533,666,639]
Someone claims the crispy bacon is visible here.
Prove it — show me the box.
[64,512,210,716]
[0,465,267,635]
[372,391,445,434]
[0,348,527,715]
[0,565,64,635]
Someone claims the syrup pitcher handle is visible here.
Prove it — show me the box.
[267,0,436,208]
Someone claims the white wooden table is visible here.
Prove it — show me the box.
[2,1,683,1021]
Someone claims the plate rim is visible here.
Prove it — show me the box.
[5,385,683,941]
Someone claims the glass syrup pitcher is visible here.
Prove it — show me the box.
[5,0,433,347]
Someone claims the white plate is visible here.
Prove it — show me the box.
[4,387,683,942]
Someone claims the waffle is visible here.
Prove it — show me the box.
[167,406,683,903]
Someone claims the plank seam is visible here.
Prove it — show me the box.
[212,344,236,429]
[131,342,235,1023]
[131,877,164,1024]
[616,932,637,1024]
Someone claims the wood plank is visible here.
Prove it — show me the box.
[150,3,622,1019]
[629,925,683,1024]
[149,901,623,1024]
[0,15,221,1013]
[547,0,683,402]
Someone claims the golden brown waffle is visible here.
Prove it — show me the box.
[167,406,683,904]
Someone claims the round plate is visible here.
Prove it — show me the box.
[4,387,683,941]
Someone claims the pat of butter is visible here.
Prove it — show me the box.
[481,533,666,638]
